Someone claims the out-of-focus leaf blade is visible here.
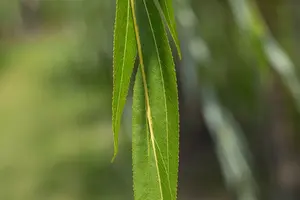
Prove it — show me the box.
[201,88,258,200]
[229,0,300,111]
[112,0,137,161]
[131,0,179,199]
[173,1,258,198]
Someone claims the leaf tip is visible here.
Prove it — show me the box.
[111,124,119,163]
[177,48,182,60]
[111,144,118,163]
[111,154,117,163]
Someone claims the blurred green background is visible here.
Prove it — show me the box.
[1,0,300,200]
[0,1,133,199]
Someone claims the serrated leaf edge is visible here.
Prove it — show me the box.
[112,0,135,162]
[153,0,182,59]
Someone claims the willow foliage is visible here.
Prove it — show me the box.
[112,0,180,199]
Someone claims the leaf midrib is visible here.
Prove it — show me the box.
[141,0,173,198]
[129,0,165,199]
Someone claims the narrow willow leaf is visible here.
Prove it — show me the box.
[131,0,179,199]
[112,0,137,161]
[154,0,182,59]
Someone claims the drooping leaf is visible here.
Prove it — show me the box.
[154,0,182,59]
[130,0,179,199]
[112,0,137,161]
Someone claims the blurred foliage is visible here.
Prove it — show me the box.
[0,1,133,200]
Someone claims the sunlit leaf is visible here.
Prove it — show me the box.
[112,0,137,161]
[130,0,179,199]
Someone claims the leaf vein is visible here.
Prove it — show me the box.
[129,0,166,198]
[141,0,172,198]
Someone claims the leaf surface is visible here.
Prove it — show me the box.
[112,0,137,161]
[131,0,179,199]
[154,0,181,58]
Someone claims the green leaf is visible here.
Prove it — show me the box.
[154,0,182,59]
[131,0,179,199]
[112,0,137,161]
